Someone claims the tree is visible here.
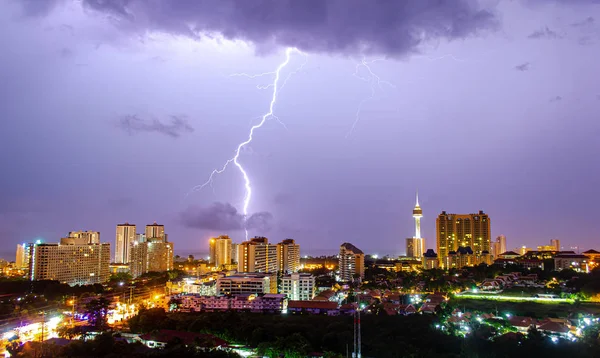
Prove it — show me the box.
[85,297,111,331]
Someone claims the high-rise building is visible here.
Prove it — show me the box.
[276,239,300,274]
[406,238,424,259]
[68,231,100,244]
[280,273,315,301]
[209,236,232,268]
[129,238,174,278]
[15,243,32,270]
[551,239,561,251]
[436,211,491,268]
[497,235,507,254]
[405,193,425,258]
[29,239,110,286]
[231,243,239,264]
[491,235,507,258]
[136,233,146,243]
[339,243,365,281]
[237,237,277,273]
[115,223,136,264]
[145,222,165,241]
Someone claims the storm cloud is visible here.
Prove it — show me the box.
[20,0,498,57]
[116,114,194,138]
[180,202,273,231]
[528,26,562,39]
[514,62,531,71]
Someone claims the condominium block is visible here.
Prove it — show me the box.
[67,231,100,244]
[115,223,136,264]
[339,243,365,281]
[237,237,277,273]
[29,239,110,286]
[145,222,165,241]
[280,273,315,301]
[129,238,174,278]
[276,239,300,274]
[436,211,491,268]
[216,273,277,296]
[209,235,232,268]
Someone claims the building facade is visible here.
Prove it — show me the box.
[551,239,561,251]
[436,211,491,268]
[280,273,315,301]
[276,239,300,274]
[129,239,174,278]
[237,237,277,273]
[423,249,439,270]
[28,240,110,286]
[67,231,100,244]
[209,236,232,268]
[15,243,32,270]
[115,223,136,264]
[216,273,277,296]
[339,243,365,281]
[145,222,165,241]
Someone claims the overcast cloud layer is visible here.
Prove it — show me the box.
[1,0,599,257]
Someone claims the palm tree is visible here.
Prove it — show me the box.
[85,297,111,331]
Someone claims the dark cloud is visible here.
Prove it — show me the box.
[180,202,273,231]
[549,95,563,102]
[571,17,595,27]
[116,114,194,138]
[19,0,498,57]
[59,47,73,58]
[528,26,562,39]
[514,62,531,71]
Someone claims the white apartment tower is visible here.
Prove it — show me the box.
[145,222,165,241]
[237,237,277,273]
[276,239,300,274]
[115,223,136,264]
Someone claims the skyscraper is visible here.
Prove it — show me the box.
[237,237,277,273]
[115,223,136,264]
[276,239,300,274]
[339,243,365,281]
[436,211,491,268]
[145,222,165,241]
[551,239,561,251]
[209,235,232,268]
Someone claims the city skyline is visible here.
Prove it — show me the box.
[1,1,599,255]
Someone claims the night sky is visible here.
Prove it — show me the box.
[1,0,599,258]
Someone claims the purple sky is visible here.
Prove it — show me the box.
[1,0,599,258]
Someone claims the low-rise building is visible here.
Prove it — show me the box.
[179,293,286,313]
[554,254,588,272]
[287,301,339,315]
[280,273,315,301]
[216,273,277,296]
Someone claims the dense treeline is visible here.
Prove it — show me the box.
[125,309,600,357]
[0,279,104,301]
[7,332,240,358]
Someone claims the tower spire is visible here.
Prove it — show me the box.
[415,191,420,207]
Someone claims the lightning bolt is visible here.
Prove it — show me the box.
[188,47,305,240]
[346,57,396,139]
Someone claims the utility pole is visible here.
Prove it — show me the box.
[40,311,46,341]
[353,309,357,358]
[357,308,362,358]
